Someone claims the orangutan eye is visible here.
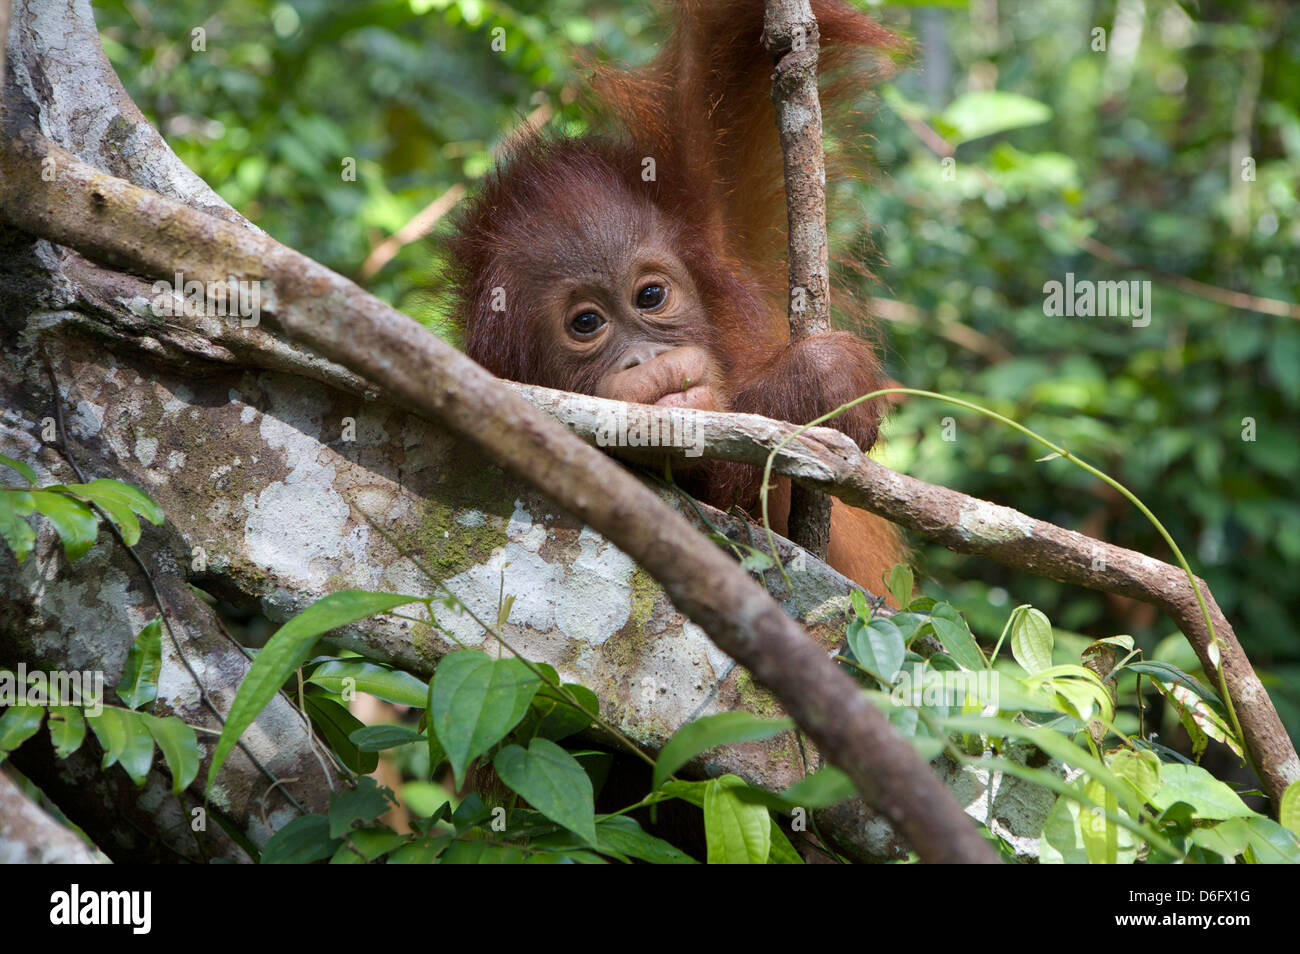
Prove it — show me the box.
[569,311,606,337]
[635,284,665,310]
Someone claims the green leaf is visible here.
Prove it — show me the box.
[1280,778,1300,838]
[938,91,1052,145]
[886,563,913,608]
[349,724,425,751]
[88,707,155,785]
[207,590,421,790]
[930,602,986,670]
[1189,817,1251,861]
[47,705,86,758]
[595,816,698,864]
[0,454,38,485]
[0,490,36,563]
[521,683,598,742]
[1010,607,1053,675]
[51,479,163,546]
[767,819,804,864]
[704,775,770,864]
[28,490,99,560]
[849,588,870,621]
[261,814,341,864]
[306,659,429,708]
[780,766,857,809]
[1147,763,1255,821]
[117,616,162,710]
[1242,816,1300,863]
[847,617,905,686]
[328,777,393,838]
[142,713,199,795]
[493,738,597,846]
[0,705,45,761]
[440,840,526,864]
[653,711,794,790]
[332,827,406,863]
[388,835,450,864]
[304,694,377,774]
[1150,679,1242,759]
[1106,748,1162,804]
[1079,777,1120,864]
[430,650,541,788]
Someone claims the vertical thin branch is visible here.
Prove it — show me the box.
[763,0,833,560]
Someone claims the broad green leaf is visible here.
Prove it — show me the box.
[306,659,428,708]
[0,705,44,760]
[1280,778,1300,838]
[1039,789,1138,864]
[117,616,162,710]
[653,711,794,790]
[704,775,770,864]
[780,766,857,809]
[28,490,99,560]
[596,816,697,864]
[261,814,340,864]
[88,707,155,785]
[1080,777,1119,864]
[660,778,710,808]
[938,91,1052,145]
[493,738,597,846]
[1148,763,1255,820]
[930,602,986,671]
[304,694,377,774]
[388,836,450,864]
[1189,817,1251,860]
[440,841,526,864]
[1010,607,1053,675]
[401,781,451,819]
[521,683,598,742]
[0,454,38,485]
[328,777,392,838]
[207,590,420,790]
[47,705,86,758]
[51,479,163,546]
[849,588,871,621]
[431,651,541,788]
[886,564,914,608]
[1242,816,1300,863]
[1107,748,1162,804]
[349,724,425,751]
[0,490,36,562]
[767,819,804,864]
[142,713,199,795]
[332,827,405,863]
[847,617,905,686]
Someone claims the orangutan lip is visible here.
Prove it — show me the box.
[653,386,707,408]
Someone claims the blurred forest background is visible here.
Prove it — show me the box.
[93,0,1300,749]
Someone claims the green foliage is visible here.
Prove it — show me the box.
[0,456,163,563]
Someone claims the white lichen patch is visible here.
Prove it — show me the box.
[455,509,485,528]
[957,499,1035,543]
[554,527,635,646]
[134,435,158,467]
[72,400,105,437]
[245,468,349,588]
[434,544,559,647]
